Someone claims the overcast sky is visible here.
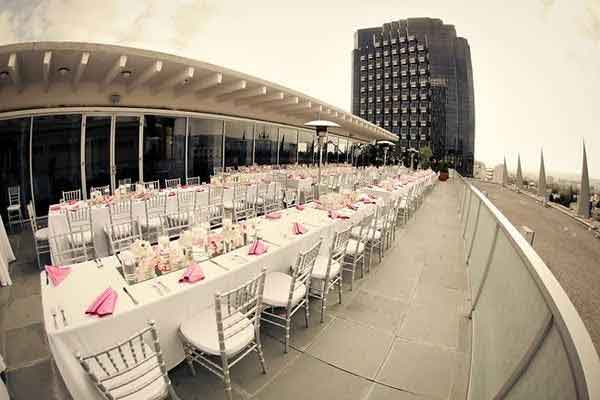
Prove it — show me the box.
[0,0,598,179]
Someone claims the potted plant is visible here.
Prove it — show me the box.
[439,161,449,181]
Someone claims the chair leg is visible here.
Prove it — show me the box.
[338,273,343,304]
[284,313,291,354]
[320,281,326,323]
[255,334,267,374]
[183,344,197,376]
[304,295,310,328]
[223,366,233,400]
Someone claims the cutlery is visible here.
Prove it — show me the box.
[157,281,171,293]
[45,271,49,286]
[151,283,164,296]
[122,287,139,305]
[50,307,59,329]
[59,307,68,326]
[115,253,123,266]
[94,259,103,269]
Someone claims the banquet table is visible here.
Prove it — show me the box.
[0,214,14,286]
[41,201,376,400]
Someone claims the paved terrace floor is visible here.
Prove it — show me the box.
[471,180,600,356]
[1,181,471,400]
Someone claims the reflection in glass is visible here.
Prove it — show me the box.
[85,116,111,195]
[32,115,82,214]
[254,123,278,165]
[188,118,223,182]
[327,135,338,164]
[0,118,31,222]
[115,116,140,185]
[143,115,186,184]
[297,129,314,165]
[224,120,253,168]
[278,127,297,165]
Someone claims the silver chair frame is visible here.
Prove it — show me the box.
[49,228,91,265]
[343,214,373,290]
[106,220,142,255]
[62,189,82,202]
[165,178,181,189]
[26,202,50,269]
[6,185,24,232]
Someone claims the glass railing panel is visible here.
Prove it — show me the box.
[467,206,496,301]
[463,192,479,249]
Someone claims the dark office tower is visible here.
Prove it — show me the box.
[352,18,475,175]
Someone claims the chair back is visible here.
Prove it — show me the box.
[66,206,93,238]
[177,190,197,213]
[107,220,142,255]
[77,321,176,400]
[215,268,266,356]
[205,204,224,230]
[287,239,322,308]
[143,180,160,192]
[232,184,257,222]
[159,211,192,239]
[7,186,21,206]
[62,189,81,202]
[186,176,201,186]
[26,202,46,234]
[301,185,315,204]
[208,185,224,205]
[118,178,132,187]
[90,185,110,195]
[49,229,90,265]
[331,225,352,261]
[165,178,181,189]
[108,199,133,226]
[283,189,297,208]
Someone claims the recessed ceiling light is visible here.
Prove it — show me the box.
[121,70,132,78]
[57,67,71,75]
[0,71,9,80]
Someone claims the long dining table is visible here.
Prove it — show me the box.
[41,200,376,400]
[0,214,14,286]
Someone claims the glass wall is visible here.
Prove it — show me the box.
[327,135,338,164]
[0,118,30,223]
[143,115,186,184]
[85,116,111,195]
[254,123,278,165]
[115,116,140,185]
[32,115,82,214]
[224,120,253,168]
[188,118,223,182]
[278,127,297,165]
[338,138,348,164]
[297,129,314,165]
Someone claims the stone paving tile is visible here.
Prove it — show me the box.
[5,323,49,369]
[335,289,408,334]
[6,359,71,400]
[397,301,461,349]
[3,294,42,331]
[306,317,394,379]
[170,361,250,400]
[366,383,435,400]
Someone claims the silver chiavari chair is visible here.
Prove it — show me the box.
[6,185,24,232]
[344,214,373,289]
[186,176,201,186]
[107,198,133,227]
[231,184,257,223]
[176,190,197,213]
[262,182,282,215]
[106,220,142,255]
[141,194,167,242]
[26,202,50,269]
[65,205,95,256]
[77,320,181,400]
[118,177,132,187]
[205,203,224,230]
[90,185,110,195]
[159,210,193,240]
[48,228,90,265]
[62,189,81,202]
[397,185,414,225]
[179,269,267,400]
[283,188,297,209]
[310,225,352,322]
[208,185,224,206]
[254,182,269,215]
[262,239,322,353]
[144,180,161,192]
[364,204,386,267]
[165,178,181,189]
[300,185,316,205]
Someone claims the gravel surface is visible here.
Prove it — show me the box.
[471,181,600,354]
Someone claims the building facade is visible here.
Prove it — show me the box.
[352,18,475,175]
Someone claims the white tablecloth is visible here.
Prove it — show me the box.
[42,202,375,400]
[0,215,14,286]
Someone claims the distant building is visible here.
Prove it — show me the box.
[485,168,494,181]
[493,164,505,184]
[473,161,486,180]
[547,175,554,185]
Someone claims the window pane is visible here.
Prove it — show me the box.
[279,127,297,165]
[85,116,111,195]
[298,129,314,165]
[32,115,82,214]
[327,135,338,164]
[254,123,277,165]
[143,115,186,184]
[0,118,31,222]
[188,118,223,182]
[224,120,253,168]
[115,116,140,184]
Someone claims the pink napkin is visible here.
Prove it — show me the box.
[361,197,375,204]
[265,212,282,219]
[296,205,305,211]
[248,240,268,255]
[179,263,205,283]
[195,187,206,192]
[329,210,349,220]
[168,192,176,197]
[292,222,306,235]
[347,203,359,210]
[181,184,188,189]
[45,265,71,287]
[68,200,77,206]
[86,288,118,317]
[49,205,62,212]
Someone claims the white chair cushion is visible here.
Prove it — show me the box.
[34,227,49,241]
[179,307,255,356]
[346,239,365,256]
[399,199,408,208]
[140,217,161,229]
[223,201,233,210]
[7,204,20,211]
[262,272,306,308]
[255,197,265,206]
[311,256,342,280]
[350,228,381,241]
[89,342,168,400]
[69,230,93,245]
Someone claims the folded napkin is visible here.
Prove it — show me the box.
[45,265,71,287]
[86,288,118,317]
[360,197,375,204]
[68,200,78,206]
[329,210,350,220]
[179,263,205,283]
[296,204,305,211]
[49,205,62,212]
[181,184,188,189]
[347,203,359,210]
[292,222,306,235]
[195,187,206,192]
[168,192,176,197]
[265,212,282,219]
[248,240,268,255]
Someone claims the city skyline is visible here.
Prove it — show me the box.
[0,0,598,178]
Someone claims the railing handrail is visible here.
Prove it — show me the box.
[456,172,600,399]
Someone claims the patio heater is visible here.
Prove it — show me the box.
[407,147,419,170]
[304,119,340,198]
[377,140,396,167]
